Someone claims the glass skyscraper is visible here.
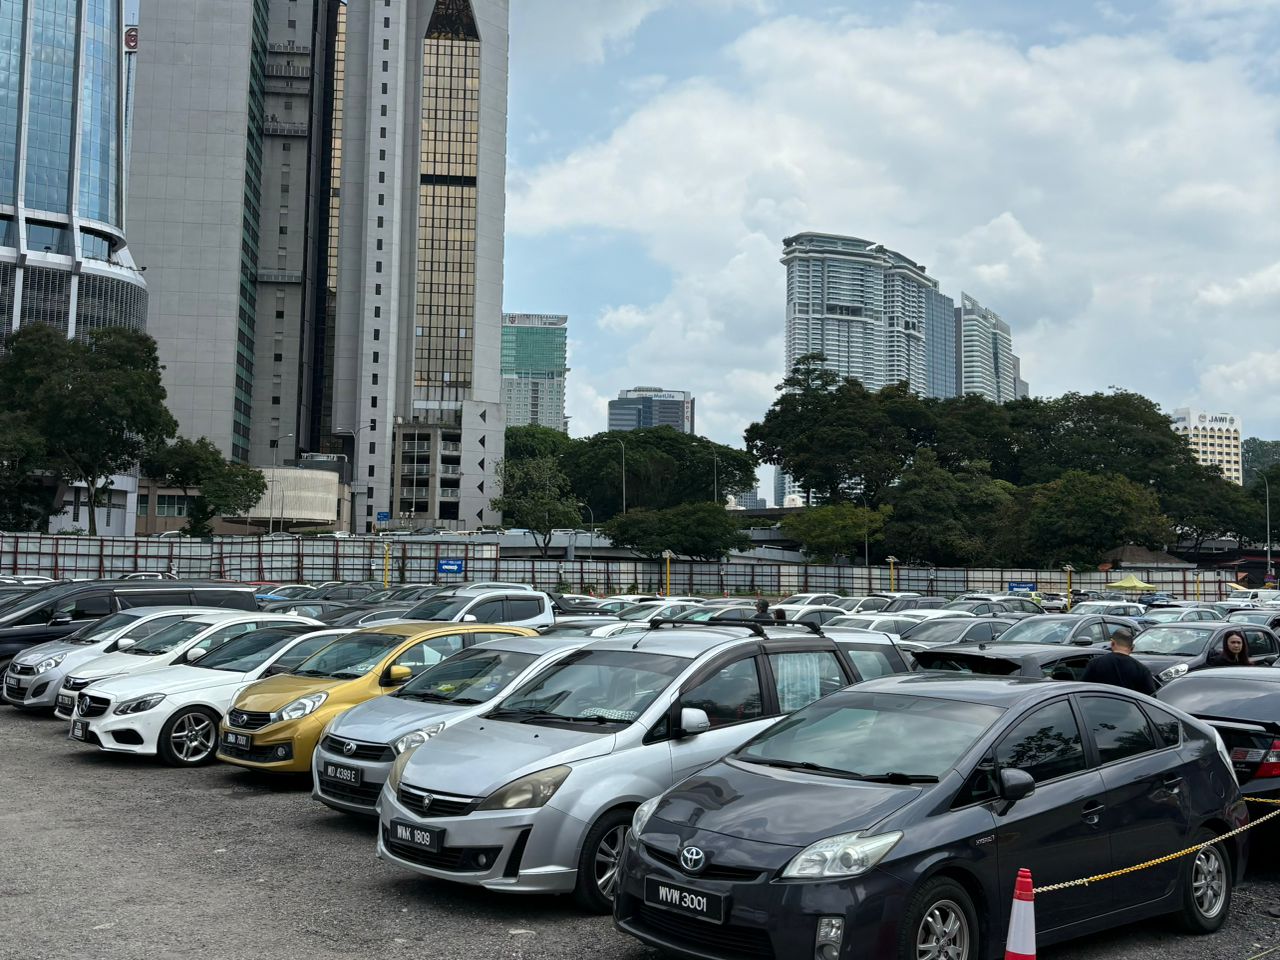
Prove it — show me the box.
[501,313,568,431]
[0,0,146,339]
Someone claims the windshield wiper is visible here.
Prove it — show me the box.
[397,690,451,702]
[487,708,567,723]
[292,669,329,677]
[329,671,364,679]
[736,756,863,779]
[847,772,939,784]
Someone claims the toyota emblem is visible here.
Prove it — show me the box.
[341,740,357,757]
[678,845,706,874]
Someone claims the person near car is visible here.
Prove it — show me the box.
[752,597,772,622]
[1207,631,1253,667]
[1080,628,1159,694]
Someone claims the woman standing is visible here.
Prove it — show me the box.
[1206,631,1253,667]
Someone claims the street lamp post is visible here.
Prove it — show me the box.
[614,438,627,514]
[1062,563,1075,610]
[580,502,595,562]
[335,422,371,534]
[268,433,294,536]
[858,493,871,569]
[886,555,899,592]
[712,450,719,505]
[1263,474,1272,584]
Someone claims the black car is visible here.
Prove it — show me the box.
[881,597,949,613]
[1225,610,1280,632]
[1158,667,1280,805]
[995,613,1141,647]
[616,675,1246,960]
[914,642,1109,679]
[0,580,256,670]
[259,599,353,618]
[1133,622,1280,684]
[898,616,1018,648]
[317,603,416,627]
[943,599,1023,617]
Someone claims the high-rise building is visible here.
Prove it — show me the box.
[501,313,567,432]
[328,0,508,531]
[608,387,695,434]
[923,287,957,400]
[955,293,1022,403]
[128,0,334,463]
[1171,409,1243,484]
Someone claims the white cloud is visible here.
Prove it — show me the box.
[1198,351,1280,417]
[1197,261,1280,307]
[510,15,1280,441]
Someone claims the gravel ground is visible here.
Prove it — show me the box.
[2,707,1278,960]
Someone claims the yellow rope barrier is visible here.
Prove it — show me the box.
[1035,798,1280,895]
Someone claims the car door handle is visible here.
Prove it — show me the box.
[1081,801,1106,826]
[1162,775,1183,792]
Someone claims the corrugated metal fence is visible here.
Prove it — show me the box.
[0,534,1236,600]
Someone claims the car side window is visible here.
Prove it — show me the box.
[196,621,258,651]
[271,634,339,672]
[467,599,505,622]
[995,700,1087,783]
[1244,629,1276,657]
[767,650,847,712]
[16,604,54,626]
[56,593,112,620]
[505,597,543,621]
[1042,656,1093,681]
[1079,696,1158,765]
[122,615,185,640]
[838,646,900,679]
[1104,621,1134,643]
[682,657,764,728]
[965,623,995,643]
[1082,621,1107,644]
[393,634,465,675]
[1143,704,1182,747]
[863,598,888,611]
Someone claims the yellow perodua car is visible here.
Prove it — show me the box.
[216,622,535,774]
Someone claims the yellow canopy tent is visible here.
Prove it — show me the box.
[1107,574,1155,591]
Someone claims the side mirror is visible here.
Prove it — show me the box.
[383,664,412,686]
[462,614,478,623]
[50,612,72,626]
[998,768,1036,806]
[677,707,711,738]
[184,647,207,663]
[115,638,136,651]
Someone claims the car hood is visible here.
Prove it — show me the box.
[91,664,248,700]
[231,673,361,712]
[329,694,471,741]
[648,757,923,848]
[68,650,178,681]
[398,716,615,796]
[1132,653,1200,673]
[13,638,104,666]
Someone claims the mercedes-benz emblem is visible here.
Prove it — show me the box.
[341,740,357,757]
[679,845,706,875]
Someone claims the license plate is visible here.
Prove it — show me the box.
[70,719,87,741]
[644,876,726,924]
[222,731,251,750]
[390,819,443,853]
[56,694,73,711]
[4,676,19,691]
[323,762,362,785]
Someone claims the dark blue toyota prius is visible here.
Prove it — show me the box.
[614,674,1247,960]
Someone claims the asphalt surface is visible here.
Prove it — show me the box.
[2,707,1279,960]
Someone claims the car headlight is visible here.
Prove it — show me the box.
[476,765,572,811]
[275,692,328,722]
[393,722,446,756]
[114,694,166,716]
[386,747,416,792]
[781,831,902,880]
[632,797,660,836]
[1158,663,1189,683]
[34,653,67,674]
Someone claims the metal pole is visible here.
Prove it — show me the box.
[269,442,279,536]
[615,438,627,514]
[1265,474,1272,583]
[859,493,870,568]
[712,450,718,505]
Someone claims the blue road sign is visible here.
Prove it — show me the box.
[1007,581,1037,592]
[376,511,391,522]
[437,558,465,575]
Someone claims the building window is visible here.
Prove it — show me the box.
[375,261,382,273]
[373,306,381,317]
[377,216,384,228]
[372,373,379,385]
[278,226,288,235]
[368,464,375,477]
[274,352,283,362]
[275,310,285,319]
[379,127,386,139]
[373,329,381,341]
[381,83,388,95]
[287,19,296,29]
[378,193,384,205]
[378,171,385,183]
[156,495,188,518]
[379,149,386,161]
[375,284,382,295]
[383,18,389,29]
[376,238,383,250]
[371,396,378,408]
[136,494,149,517]
[373,352,379,363]
[282,142,291,152]
[383,38,389,50]
[272,396,281,405]
[382,60,388,72]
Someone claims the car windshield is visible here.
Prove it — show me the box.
[272,585,316,599]
[395,648,539,704]
[736,692,1002,780]
[194,629,305,673]
[1132,626,1218,657]
[673,607,721,622]
[913,651,1021,675]
[1227,612,1270,624]
[616,604,667,621]
[1070,602,1114,615]
[1143,610,1192,623]
[404,597,472,621]
[63,610,145,645]
[290,631,408,679]
[362,589,398,603]
[944,601,984,612]
[125,620,210,656]
[997,618,1074,644]
[900,619,972,643]
[489,649,687,727]
[828,615,878,629]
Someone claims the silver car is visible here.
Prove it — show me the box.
[312,634,588,814]
[2,607,225,711]
[376,624,862,912]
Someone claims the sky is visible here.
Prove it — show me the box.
[503,0,1280,495]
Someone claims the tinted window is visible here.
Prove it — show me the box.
[391,634,465,676]
[56,593,112,619]
[271,633,342,672]
[1042,656,1094,681]
[1144,704,1182,747]
[117,590,189,608]
[900,619,972,644]
[1081,621,1107,644]
[683,657,764,728]
[395,647,537,703]
[506,597,543,621]
[964,623,996,643]
[838,645,901,679]
[1080,696,1158,764]
[1105,621,1135,644]
[1245,629,1276,657]
[996,700,1086,783]
[195,621,258,652]
[468,599,505,622]
[999,618,1074,644]
[768,650,846,712]
[862,598,888,611]
[194,589,256,610]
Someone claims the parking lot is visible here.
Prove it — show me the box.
[2,709,1277,960]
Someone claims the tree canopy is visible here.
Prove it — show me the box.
[604,502,752,561]
[144,437,267,537]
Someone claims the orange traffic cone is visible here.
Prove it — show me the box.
[1005,868,1036,960]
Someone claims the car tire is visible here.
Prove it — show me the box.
[572,807,633,914]
[1178,829,1232,933]
[158,706,220,767]
[898,876,979,960]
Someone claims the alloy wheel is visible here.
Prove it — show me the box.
[594,825,629,899]
[916,899,970,960]
[171,712,215,763]
[1192,846,1227,919]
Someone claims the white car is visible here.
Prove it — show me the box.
[53,612,321,720]
[68,625,351,766]
[894,609,975,621]
[613,600,704,623]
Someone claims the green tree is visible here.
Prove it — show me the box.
[1022,471,1171,567]
[0,412,56,531]
[780,503,890,564]
[489,456,583,557]
[144,438,268,537]
[604,502,751,561]
[1163,462,1260,559]
[0,326,176,535]
[1243,438,1280,487]
[503,424,578,463]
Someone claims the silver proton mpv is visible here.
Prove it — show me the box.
[376,623,869,912]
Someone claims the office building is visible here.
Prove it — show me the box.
[128,0,334,464]
[923,287,957,399]
[608,387,696,434]
[1013,356,1029,400]
[501,312,568,431]
[730,488,766,510]
[328,0,509,531]
[955,293,1022,403]
[0,0,146,534]
[1171,409,1243,484]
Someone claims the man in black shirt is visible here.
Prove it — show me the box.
[1081,627,1158,695]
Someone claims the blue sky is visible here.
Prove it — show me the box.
[504,0,1280,498]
